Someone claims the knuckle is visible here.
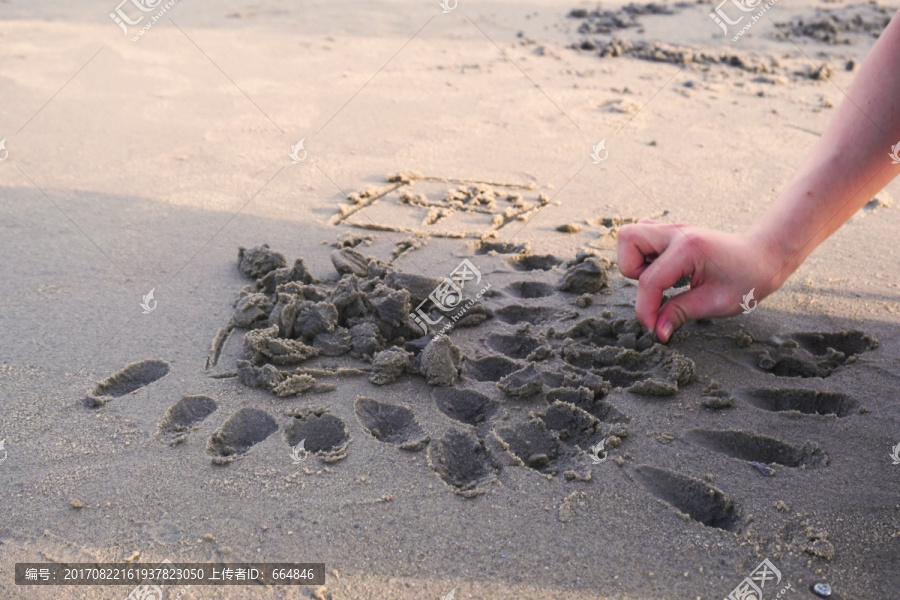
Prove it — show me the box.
[616,224,637,244]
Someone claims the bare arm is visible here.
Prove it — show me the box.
[617,12,900,342]
[750,14,900,282]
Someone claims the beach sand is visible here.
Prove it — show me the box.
[1,1,899,598]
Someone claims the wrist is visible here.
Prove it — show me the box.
[743,225,801,295]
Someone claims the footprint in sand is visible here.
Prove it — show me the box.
[506,281,556,299]
[83,359,170,407]
[493,417,587,477]
[507,253,562,272]
[475,240,530,255]
[629,465,743,532]
[284,407,351,463]
[497,363,545,399]
[486,331,546,360]
[431,388,498,427]
[539,401,605,452]
[427,428,501,498]
[158,395,218,446]
[207,407,278,465]
[740,387,859,417]
[745,330,877,378]
[354,396,429,451]
[546,386,629,424]
[494,304,559,325]
[684,429,829,469]
[462,354,521,382]
[560,342,695,397]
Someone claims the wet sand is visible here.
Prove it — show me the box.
[1,1,899,598]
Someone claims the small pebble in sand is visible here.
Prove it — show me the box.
[865,195,891,210]
[313,586,330,600]
[556,223,582,233]
[748,461,776,477]
[70,499,84,509]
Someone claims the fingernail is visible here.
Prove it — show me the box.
[660,322,673,342]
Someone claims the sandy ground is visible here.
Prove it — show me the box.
[2,0,900,599]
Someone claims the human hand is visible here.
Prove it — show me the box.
[616,219,785,342]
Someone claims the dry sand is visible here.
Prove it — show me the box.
[1,1,899,599]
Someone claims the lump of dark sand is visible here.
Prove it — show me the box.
[313,328,353,356]
[419,336,462,386]
[294,301,339,340]
[243,325,319,365]
[560,256,610,294]
[232,293,274,328]
[350,322,386,359]
[370,346,413,385]
[330,247,370,277]
[238,244,286,279]
[368,286,412,329]
[383,272,443,305]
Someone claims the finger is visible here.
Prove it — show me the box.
[657,284,744,341]
[655,288,718,342]
[616,224,679,280]
[633,248,695,334]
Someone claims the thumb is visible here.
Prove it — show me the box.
[655,287,716,343]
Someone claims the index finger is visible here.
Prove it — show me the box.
[616,223,678,279]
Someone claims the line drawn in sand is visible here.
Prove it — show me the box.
[329,172,543,242]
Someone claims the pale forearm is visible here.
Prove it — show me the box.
[749,11,900,287]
